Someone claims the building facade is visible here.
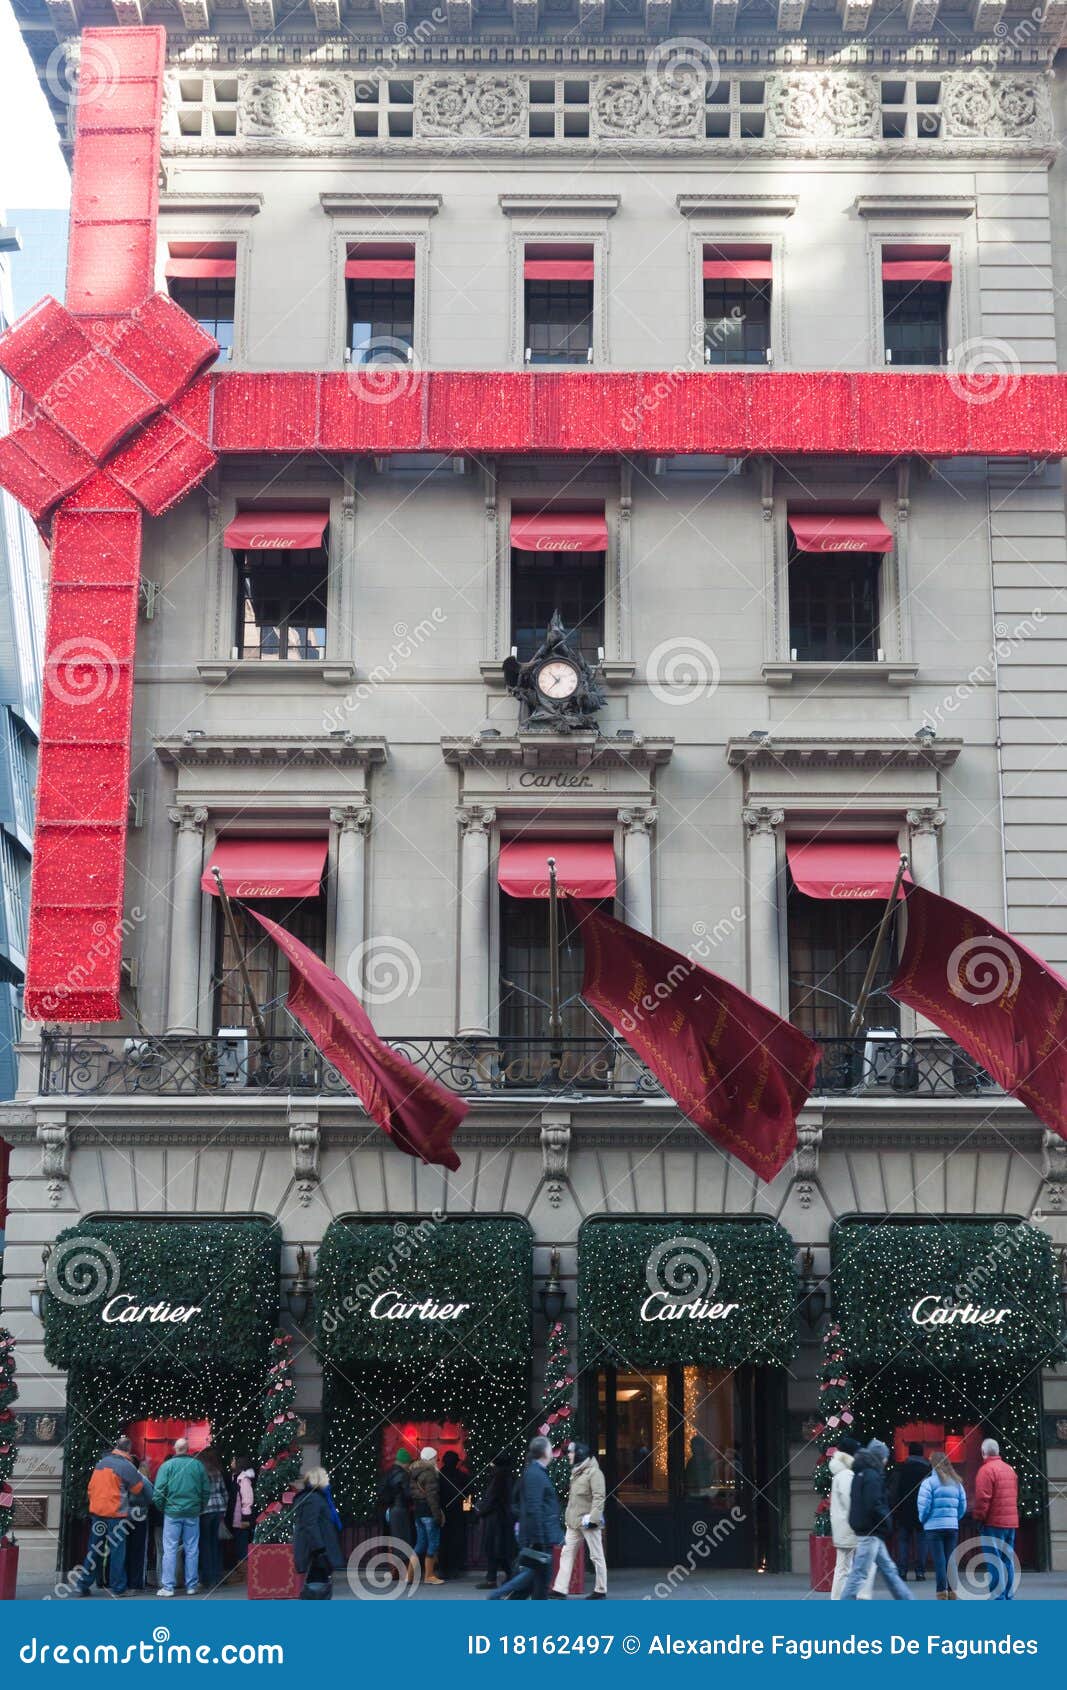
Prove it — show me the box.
[2,2,1066,1585]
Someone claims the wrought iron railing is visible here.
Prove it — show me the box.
[38,1031,995,1101]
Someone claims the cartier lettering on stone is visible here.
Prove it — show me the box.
[102,1295,203,1325]
[369,1290,471,1322]
[910,1295,1011,1327]
[518,772,593,789]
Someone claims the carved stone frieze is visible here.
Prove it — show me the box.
[593,74,703,139]
[941,70,1050,141]
[240,73,350,139]
[766,71,878,141]
[417,74,525,137]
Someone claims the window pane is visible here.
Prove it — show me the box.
[168,277,235,357]
[789,551,880,662]
[511,552,604,662]
[788,890,901,1038]
[347,278,415,361]
[883,279,947,366]
[524,279,593,364]
[216,896,326,1037]
[704,279,771,365]
[235,548,330,662]
[499,894,603,1042]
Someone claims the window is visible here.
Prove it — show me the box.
[214,895,326,1038]
[786,512,893,663]
[166,244,236,360]
[171,75,239,139]
[499,893,602,1043]
[882,246,950,367]
[705,78,766,140]
[346,244,415,364]
[528,78,590,139]
[880,78,942,140]
[788,889,900,1040]
[524,243,594,366]
[235,551,328,662]
[703,246,771,365]
[353,76,414,138]
[511,552,604,663]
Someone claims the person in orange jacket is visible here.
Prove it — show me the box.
[973,1439,1020,1600]
[73,1437,153,1597]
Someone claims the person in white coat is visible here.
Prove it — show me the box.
[829,1437,874,1599]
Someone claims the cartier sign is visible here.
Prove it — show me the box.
[102,1296,202,1325]
[639,1293,739,1323]
[910,1296,1011,1327]
[368,1290,471,1322]
[518,772,594,789]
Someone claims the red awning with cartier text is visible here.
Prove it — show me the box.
[498,839,617,900]
[789,513,894,553]
[202,837,328,900]
[510,510,608,552]
[224,511,329,550]
[787,840,908,901]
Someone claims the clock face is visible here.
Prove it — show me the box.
[536,659,580,701]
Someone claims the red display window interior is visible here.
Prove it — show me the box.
[381,1420,468,1470]
[125,1417,212,1480]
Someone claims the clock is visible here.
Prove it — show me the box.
[534,658,580,701]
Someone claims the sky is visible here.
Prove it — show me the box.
[0,0,72,210]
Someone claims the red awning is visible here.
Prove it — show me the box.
[789,513,894,554]
[165,258,237,280]
[524,259,594,282]
[882,259,952,283]
[510,510,608,553]
[223,511,329,551]
[498,839,617,900]
[202,837,328,900]
[703,260,773,280]
[345,259,416,280]
[787,840,908,902]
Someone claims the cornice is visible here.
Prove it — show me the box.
[441,730,675,771]
[159,191,263,217]
[319,191,442,218]
[499,192,621,217]
[678,194,799,217]
[725,733,963,771]
[854,193,976,217]
[155,733,388,770]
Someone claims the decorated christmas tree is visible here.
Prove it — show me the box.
[537,1319,576,1498]
[252,1332,303,1544]
[811,1321,856,1536]
[0,1330,16,1542]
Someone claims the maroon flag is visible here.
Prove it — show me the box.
[251,912,465,1171]
[890,884,1067,1142]
[576,904,818,1182]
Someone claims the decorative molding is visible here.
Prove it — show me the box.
[618,806,658,836]
[329,805,374,835]
[159,192,263,217]
[855,194,975,218]
[443,731,674,772]
[727,734,963,771]
[36,1113,71,1205]
[1038,1129,1067,1211]
[540,1110,572,1207]
[167,803,209,835]
[320,191,441,218]
[420,74,526,137]
[792,1121,823,1209]
[457,804,497,836]
[677,193,798,218]
[499,192,620,217]
[762,659,920,688]
[288,1105,321,1204]
[156,734,388,770]
[906,806,947,836]
[742,805,785,837]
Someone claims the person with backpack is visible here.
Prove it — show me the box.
[917,1450,967,1599]
[406,1447,445,1586]
[839,1440,913,1601]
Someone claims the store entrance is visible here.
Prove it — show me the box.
[593,1364,784,1570]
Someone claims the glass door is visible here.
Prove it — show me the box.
[597,1368,673,1565]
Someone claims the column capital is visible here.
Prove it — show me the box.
[617,805,657,835]
[167,804,208,833]
[742,805,784,837]
[330,805,373,835]
[906,806,946,836]
[458,804,496,836]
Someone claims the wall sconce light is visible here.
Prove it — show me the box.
[29,1244,52,1323]
[796,1246,828,1332]
[286,1245,314,1328]
[538,1248,566,1326]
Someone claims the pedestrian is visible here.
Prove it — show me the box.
[407,1446,445,1586]
[73,1436,152,1598]
[380,1446,413,1561]
[972,1437,1019,1601]
[438,1449,471,1580]
[890,1440,930,1581]
[292,1469,345,1600]
[549,1440,607,1600]
[126,1455,150,1592]
[229,1455,256,1579]
[153,1436,211,1597]
[474,1453,515,1590]
[839,1440,913,1601]
[487,1435,563,1602]
[828,1436,873,1600]
[917,1450,967,1599]
[196,1447,228,1592]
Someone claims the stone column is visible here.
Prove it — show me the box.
[742,806,784,1014]
[457,805,495,1038]
[165,805,208,1034]
[330,806,373,987]
[617,806,657,934]
[906,807,945,892]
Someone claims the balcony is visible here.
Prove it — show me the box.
[38,1032,995,1102]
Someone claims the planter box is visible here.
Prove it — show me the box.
[247,1542,300,1601]
[809,1532,835,1594]
[0,1541,18,1601]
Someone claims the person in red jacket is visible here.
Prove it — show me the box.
[972,1439,1019,1600]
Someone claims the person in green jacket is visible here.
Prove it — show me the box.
[154,1438,211,1597]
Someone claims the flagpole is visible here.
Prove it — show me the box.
[847,853,909,1037]
[211,866,273,1070]
[547,855,563,1082]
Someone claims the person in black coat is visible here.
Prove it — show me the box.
[292,1469,345,1600]
[380,1448,413,1557]
[475,1453,515,1590]
[890,1442,930,1581]
[840,1442,913,1601]
[487,1437,563,1602]
[438,1450,471,1580]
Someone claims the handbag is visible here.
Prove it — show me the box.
[517,1546,552,1571]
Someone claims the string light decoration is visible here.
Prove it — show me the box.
[43,1220,280,1519]
[0,1329,17,1541]
[538,1320,576,1499]
[578,1221,799,1369]
[316,1218,531,1519]
[810,1322,856,1537]
[253,1333,303,1545]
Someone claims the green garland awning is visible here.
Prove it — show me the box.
[578,1219,798,1369]
[830,1219,1065,1374]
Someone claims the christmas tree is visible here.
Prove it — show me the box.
[537,1320,576,1498]
[252,1332,303,1544]
[811,1321,856,1536]
[0,1329,17,1542]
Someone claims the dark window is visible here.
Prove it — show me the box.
[235,547,328,662]
[788,889,900,1040]
[499,893,603,1043]
[525,279,593,365]
[347,277,415,363]
[883,279,947,366]
[704,278,771,365]
[167,277,234,358]
[215,896,326,1038]
[789,548,880,662]
[510,550,604,663]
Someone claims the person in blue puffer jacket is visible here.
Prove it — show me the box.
[917,1451,967,1599]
